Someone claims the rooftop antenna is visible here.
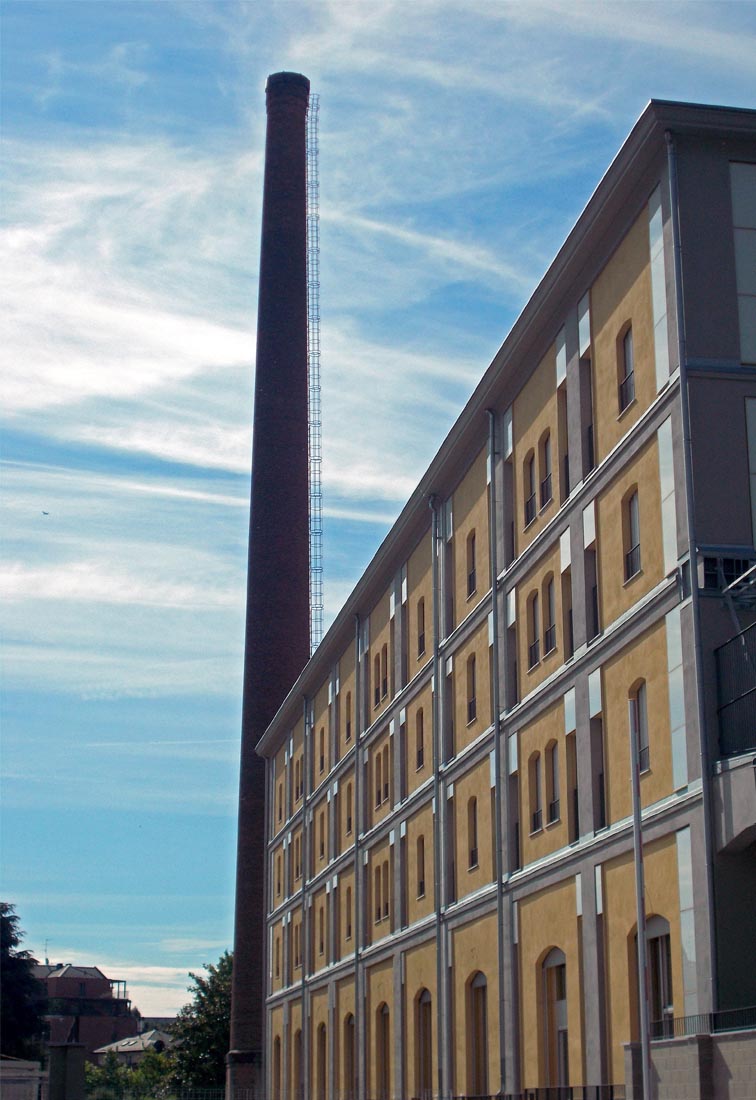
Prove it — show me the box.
[306,93,323,653]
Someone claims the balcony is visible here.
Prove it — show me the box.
[716,622,756,757]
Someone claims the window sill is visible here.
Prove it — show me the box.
[529,826,543,837]
[617,396,638,421]
[623,567,643,587]
[468,862,479,872]
[543,643,557,658]
[546,816,561,829]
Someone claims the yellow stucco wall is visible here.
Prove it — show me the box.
[309,986,329,1098]
[517,541,563,697]
[403,940,440,1097]
[518,877,584,1088]
[311,886,328,974]
[337,636,356,760]
[513,342,563,556]
[369,586,393,721]
[407,526,433,680]
[453,446,490,621]
[452,756,495,900]
[518,698,571,865]
[405,683,433,797]
[311,679,330,792]
[596,435,664,629]
[369,728,393,828]
[451,912,500,1096]
[335,865,355,961]
[366,958,395,1098]
[602,834,683,1081]
[287,999,302,1100]
[311,795,329,878]
[335,977,356,1100]
[602,619,674,823]
[591,208,655,463]
[291,716,304,816]
[368,837,393,944]
[453,621,492,753]
[406,802,435,926]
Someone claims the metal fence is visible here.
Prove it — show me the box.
[650,1003,756,1040]
[716,622,756,756]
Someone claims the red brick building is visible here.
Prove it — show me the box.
[33,963,138,1061]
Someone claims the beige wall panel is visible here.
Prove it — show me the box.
[405,683,433,797]
[453,621,492,753]
[311,796,329,879]
[451,912,500,1096]
[337,636,356,759]
[517,542,563,696]
[309,986,330,1099]
[291,716,304,814]
[369,586,393,721]
[407,526,433,679]
[602,835,683,1082]
[453,446,490,618]
[513,342,563,555]
[603,620,674,823]
[287,1000,303,1100]
[403,940,440,1097]
[591,211,655,462]
[336,865,355,961]
[369,728,393,829]
[518,878,584,1088]
[406,802,435,925]
[453,757,495,900]
[366,958,395,1099]
[596,436,665,629]
[518,699,570,865]
[311,679,330,791]
[335,977,356,1100]
[368,837,393,943]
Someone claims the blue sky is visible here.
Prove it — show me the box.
[2,0,755,1016]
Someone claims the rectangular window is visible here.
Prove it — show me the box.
[630,682,650,773]
[625,491,641,580]
[619,327,636,412]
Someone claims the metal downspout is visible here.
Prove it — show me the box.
[300,695,311,1100]
[488,409,507,1094]
[352,614,365,1100]
[665,130,719,1013]
[429,496,447,1100]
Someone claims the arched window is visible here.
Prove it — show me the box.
[467,529,477,597]
[293,922,300,969]
[540,430,553,508]
[377,1003,390,1100]
[382,859,390,920]
[345,691,352,742]
[274,935,280,978]
[272,1035,281,1100]
[276,853,282,898]
[543,574,556,655]
[295,835,301,880]
[467,972,488,1096]
[618,323,635,411]
[629,679,649,772]
[417,834,426,897]
[382,743,390,803]
[543,947,569,1087]
[546,740,560,823]
[293,1029,303,1100]
[375,753,382,809]
[466,654,477,723]
[374,865,382,924]
[374,653,381,707]
[624,487,641,580]
[528,590,540,668]
[524,451,537,526]
[319,727,325,774]
[416,708,425,770]
[381,643,388,699]
[344,1014,356,1100]
[647,915,673,1033]
[316,1022,327,1100]
[277,780,283,823]
[346,781,353,835]
[468,796,478,868]
[294,758,300,801]
[318,905,324,957]
[416,989,433,1100]
[529,751,543,832]
[319,811,325,860]
[345,886,352,940]
[417,597,426,657]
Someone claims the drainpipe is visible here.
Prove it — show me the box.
[301,695,311,1100]
[665,130,719,1013]
[352,614,365,1100]
[630,706,651,1100]
[488,409,508,1095]
[429,495,447,1100]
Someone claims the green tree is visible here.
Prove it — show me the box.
[170,950,232,1090]
[0,902,44,1059]
[129,1048,174,1100]
[84,1052,130,1100]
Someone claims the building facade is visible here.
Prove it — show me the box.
[255,101,756,1098]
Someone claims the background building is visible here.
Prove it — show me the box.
[255,100,756,1099]
[33,963,137,1063]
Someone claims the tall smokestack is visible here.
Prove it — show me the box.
[227,70,311,1097]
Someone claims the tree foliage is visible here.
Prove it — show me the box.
[0,902,44,1059]
[170,950,232,1090]
[85,1049,174,1100]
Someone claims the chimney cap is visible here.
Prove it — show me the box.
[266,71,310,93]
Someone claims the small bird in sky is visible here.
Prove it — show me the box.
[42,511,49,515]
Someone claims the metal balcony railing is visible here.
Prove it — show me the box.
[716,621,756,756]
[525,492,536,526]
[528,639,540,669]
[618,370,635,411]
[540,473,553,508]
[548,797,560,824]
[544,623,556,655]
[651,1004,756,1039]
[531,807,543,833]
